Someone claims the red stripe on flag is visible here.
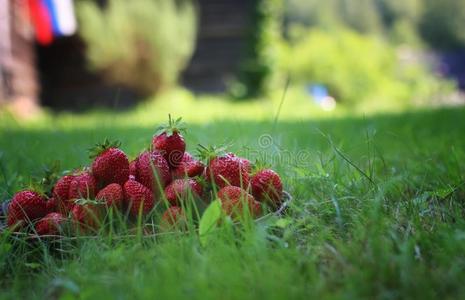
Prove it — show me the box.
[27,0,53,45]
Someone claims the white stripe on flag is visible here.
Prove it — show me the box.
[52,0,77,36]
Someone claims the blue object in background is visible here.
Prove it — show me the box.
[305,83,337,111]
[41,0,78,38]
[306,84,328,104]
[44,0,61,36]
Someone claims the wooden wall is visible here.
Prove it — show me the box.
[0,0,39,114]
[182,0,252,93]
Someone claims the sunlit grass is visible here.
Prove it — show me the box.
[1,97,465,299]
[0,86,433,131]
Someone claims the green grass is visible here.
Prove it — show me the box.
[1,103,465,299]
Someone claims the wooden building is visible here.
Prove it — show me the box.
[183,0,250,93]
[0,0,253,112]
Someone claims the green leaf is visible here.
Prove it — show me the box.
[199,200,222,246]
[275,218,292,228]
[433,187,456,199]
[25,262,42,269]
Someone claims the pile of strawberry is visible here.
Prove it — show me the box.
[3,116,284,236]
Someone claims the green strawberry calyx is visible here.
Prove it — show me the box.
[155,114,187,137]
[88,138,122,159]
[196,144,228,164]
[251,159,271,176]
[26,181,49,200]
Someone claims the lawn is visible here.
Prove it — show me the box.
[1,102,465,299]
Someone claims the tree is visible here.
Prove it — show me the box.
[420,0,465,50]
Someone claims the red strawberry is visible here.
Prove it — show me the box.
[164,178,203,205]
[152,115,186,169]
[238,157,252,173]
[217,186,261,218]
[7,190,48,229]
[90,139,129,187]
[45,197,57,213]
[53,175,73,201]
[160,206,186,229]
[181,151,194,161]
[71,201,103,232]
[171,152,205,179]
[137,151,171,193]
[200,147,250,189]
[53,174,74,212]
[225,153,251,171]
[96,183,124,209]
[123,179,155,217]
[251,169,283,207]
[68,172,97,201]
[35,212,66,235]
[129,159,138,178]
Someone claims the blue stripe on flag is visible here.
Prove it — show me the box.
[43,0,62,36]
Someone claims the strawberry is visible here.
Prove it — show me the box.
[224,153,251,170]
[181,151,194,161]
[136,150,171,193]
[90,139,130,187]
[45,197,57,213]
[152,115,186,169]
[7,190,48,229]
[96,183,124,209]
[199,146,250,189]
[71,201,103,232]
[52,174,74,212]
[171,152,205,179]
[123,179,155,217]
[238,157,252,173]
[68,171,97,201]
[164,178,203,205]
[35,212,66,235]
[251,169,283,207]
[160,206,186,229]
[217,186,261,218]
[129,158,138,178]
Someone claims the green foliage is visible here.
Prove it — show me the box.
[285,0,465,50]
[77,0,197,95]
[230,0,282,99]
[279,28,455,107]
[376,0,423,28]
[420,0,465,50]
[285,0,390,34]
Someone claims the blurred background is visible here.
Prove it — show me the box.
[0,0,464,119]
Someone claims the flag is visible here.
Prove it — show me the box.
[28,0,53,45]
[28,0,77,45]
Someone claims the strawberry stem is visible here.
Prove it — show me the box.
[155,115,187,137]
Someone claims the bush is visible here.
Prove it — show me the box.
[285,0,465,50]
[420,0,465,50]
[278,28,455,108]
[77,0,197,95]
